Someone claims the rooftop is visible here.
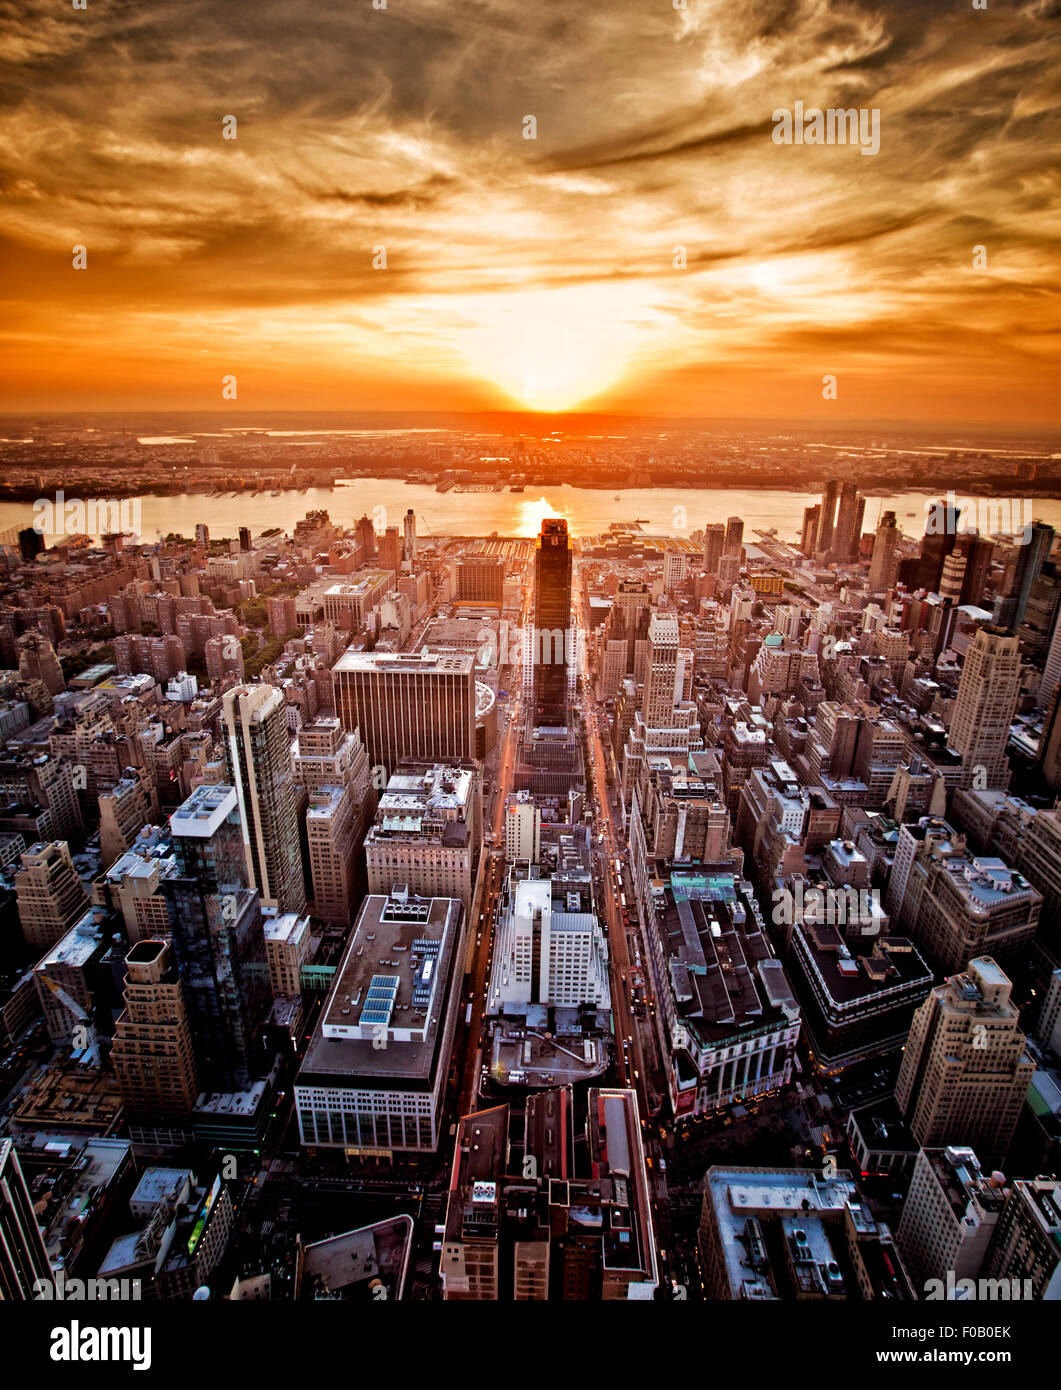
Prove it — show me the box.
[300,890,462,1084]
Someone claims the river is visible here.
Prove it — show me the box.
[4,482,1061,546]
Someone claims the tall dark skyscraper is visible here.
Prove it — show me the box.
[724,516,744,559]
[800,505,820,556]
[958,533,994,608]
[532,517,573,728]
[223,683,307,915]
[815,481,839,555]
[831,481,862,561]
[995,521,1054,632]
[163,783,273,1092]
[917,498,960,592]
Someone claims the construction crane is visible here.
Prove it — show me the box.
[39,975,101,1066]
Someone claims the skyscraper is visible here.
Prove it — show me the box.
[800,505,820,556]
[949,624,1021,789]
[403,508,417,563]
[958,533,994,608]
[223,683,306,914]
[994,522,1054,631]
[163,783,273,1092]
[830,481,861,562]
[895,957,1034,1163]
[724,515,744,559]
[111,938,200,1122]
[378,525,401,578]
[702,522,725,575]
[15,840,89,953]
[532,517,573,729]
[815,481,839,555]
[640,612,680,728]
[868,511,900,593]
[917,497,960,592]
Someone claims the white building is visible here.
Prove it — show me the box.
[504,791,541,864]
[488,870,610,1013]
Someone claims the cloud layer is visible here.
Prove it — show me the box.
[0,0,1058,419]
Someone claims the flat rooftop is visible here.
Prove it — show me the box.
[302,1216,414,1300]
[333,649,474,675]
[169,784,238,838]
[300,892,462,1086]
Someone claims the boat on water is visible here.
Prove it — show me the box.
[614,494,621,501]
[270,489,281,496]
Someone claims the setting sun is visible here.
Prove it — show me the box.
[461,288,654,412]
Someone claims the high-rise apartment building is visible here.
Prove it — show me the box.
[868,511,900,593]
[306,785,364,924]
[724,515,744,559]
[949,624,1021,789]
[983,1177,1061,1299]
[223,683,306,914]
[831,482,862,562]
[885,818,1040,975]
[293,716,371,795]
[15,840,89,953]
[641,612,681,727]
[896,1146,1006,1294]
[262,911,312,997]
[957,533,994,609]
[403,508,417,564]
[917,498,960,592]
[111,939,200,1121]
[17,631,64,695]
[488,849,610,1013]
[895,957,1034,1162]
[378,525,401,578]
[702,523,726,575]
[99,767,160,869]
[800,505,820,556]
[504,791,541,863]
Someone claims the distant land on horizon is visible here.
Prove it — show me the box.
[1,410,1059,446]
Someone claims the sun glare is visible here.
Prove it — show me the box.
[517,496,569,537]
[461,289,648,412]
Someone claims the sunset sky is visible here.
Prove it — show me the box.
[0,0,1058,421]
